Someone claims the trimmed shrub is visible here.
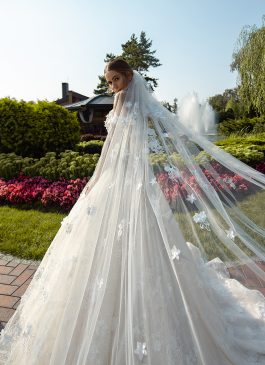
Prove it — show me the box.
[74,140,104,154]
[218,116,265,136]
[0,97,80,158]
[0,151,100,180]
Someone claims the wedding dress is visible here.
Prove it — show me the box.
[0,70,265,365]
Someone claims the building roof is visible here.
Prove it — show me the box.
[65,94,114,110]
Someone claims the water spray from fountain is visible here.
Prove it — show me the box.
[177,92,216,138]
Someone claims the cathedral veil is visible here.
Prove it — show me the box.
[0,69,265,364]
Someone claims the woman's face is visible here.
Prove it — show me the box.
[105,70,131,93]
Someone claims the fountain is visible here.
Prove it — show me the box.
[177,92,218,141]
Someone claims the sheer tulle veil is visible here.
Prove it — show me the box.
[83,69,265,278]
[0,69,265,364]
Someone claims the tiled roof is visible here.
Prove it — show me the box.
[65,94,114,109]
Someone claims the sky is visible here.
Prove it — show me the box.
[0,0,264,105]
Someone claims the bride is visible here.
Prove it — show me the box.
[0,58,265,364]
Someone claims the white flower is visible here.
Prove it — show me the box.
[61,217,73,233]
[134,341,147,361]
[223,177,236,189]
[171,245,181,260]
[193,211,211,231]
[186,193,196,204]
[150,178,157,185]
[87,206,96,215]
[164,164,180,180]
[97,278,104,289]
[226,228,236,241]
[117,220,124,240]
[137,183,142,190]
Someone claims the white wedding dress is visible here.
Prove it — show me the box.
[0,70,265,364]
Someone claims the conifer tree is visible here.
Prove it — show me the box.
[94,32,161,95]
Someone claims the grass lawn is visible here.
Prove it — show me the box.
[0,190,264,262]
[0,202,66,260]
[175,190,265,262]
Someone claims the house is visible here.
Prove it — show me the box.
[56,82,114,136]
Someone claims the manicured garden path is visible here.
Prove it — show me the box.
[0,252,264,332]
[0,252,41,331]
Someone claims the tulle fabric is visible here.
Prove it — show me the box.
[0,70,265,364]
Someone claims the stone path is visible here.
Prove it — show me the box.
[0,252,264,331]
[0,252,41,331]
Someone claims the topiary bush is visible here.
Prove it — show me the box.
[74,140,104,154]
[0,151,100,180]
[0,97,80,158]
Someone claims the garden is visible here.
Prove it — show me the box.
[1,95,265,260]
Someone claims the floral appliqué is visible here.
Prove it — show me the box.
[171,245,181,260]
[61,217,72,233]
[164,164,181,180]
[193,211,211,231]
[87,206,96,215]
[186,193,196,204]
[226,228,236,240]
[223,177,236,189]
[134,341,147,361]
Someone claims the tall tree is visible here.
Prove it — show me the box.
[94,32,161,95]
[208,88,247,122]
[231,16,265,115]
[161,98,178,113]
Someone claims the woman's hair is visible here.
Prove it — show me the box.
[104,58,133,80]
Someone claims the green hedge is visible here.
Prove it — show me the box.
[196,134,265,165]
[74,140,104,154]
[218,116,265,136]
[0,151,100,180]
[0,97,80,158]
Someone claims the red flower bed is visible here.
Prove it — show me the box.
[155,164,254,206]
[0,172,89,211]
[0,161,264,211]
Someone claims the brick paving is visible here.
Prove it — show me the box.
[0,252,264,332]
[0,252,41,331]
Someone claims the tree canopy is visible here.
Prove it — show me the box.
[231,16,265,115]
[94,31,161,95]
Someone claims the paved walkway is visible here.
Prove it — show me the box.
[0,252,41,331]
[0,253,264,331]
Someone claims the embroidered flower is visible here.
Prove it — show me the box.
[193,211,211,231]
[226,228,236,241]
[150,178,157,185]
[163,132,169,138]
[186,193,196,204]
[164,164,181,180]
[134,341,147,361]
[97,278,104,289]
[137,183,142,190]
[87,206,96,215]
[223,177,236,189]
[171,245,181,260]
[117,220,125,240]
[61,217,73,233]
